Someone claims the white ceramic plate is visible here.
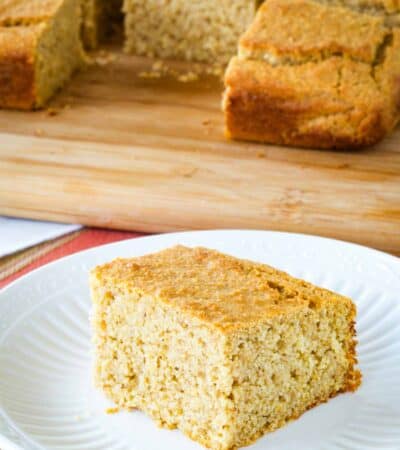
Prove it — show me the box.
[0,230,399,450]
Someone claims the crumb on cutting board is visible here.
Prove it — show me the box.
[177,71,199,82]
[46,107,59,116]
[138,59,224,82]
[93,50,118,66]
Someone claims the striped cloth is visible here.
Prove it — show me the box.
[0,228,145,289]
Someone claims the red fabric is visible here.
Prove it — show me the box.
[0,228,145,289]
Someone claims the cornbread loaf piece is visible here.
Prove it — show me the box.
[0,0,85,110]
[223,0,400,149]
[81,0,122,49]
[123,0,258,64]
[91,246,361,450]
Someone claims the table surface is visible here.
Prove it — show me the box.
[0,51,399,254]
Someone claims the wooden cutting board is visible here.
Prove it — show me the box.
[0,51,399,254]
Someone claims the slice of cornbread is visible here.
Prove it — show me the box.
[223,0,400,149]
[123,0,258,64]
[81,0,122,49]
[0,0,85,110]
[91,246,361,450]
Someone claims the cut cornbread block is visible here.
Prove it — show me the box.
[91,245,361,450]
[81,0,122,49]
[0,0,85,110]
[223,0,400,149]
[123,0,258,64]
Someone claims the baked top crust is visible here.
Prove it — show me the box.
[0,0,63,26]
[328,0,400,13]
[239,0,388,64]
[92,245,354,331]
[0,23,42,57]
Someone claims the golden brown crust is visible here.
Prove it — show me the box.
[239,0,386,64]
[223,0,400,150]
[0,0,63,26]
[376,29,400,126]
[343,302,363,392]
[327,0,400,13]
[365,0,400,11]
[0,0,85,110]
[0,25,42,110]
[224,56,395,149]
[92,245,355,332]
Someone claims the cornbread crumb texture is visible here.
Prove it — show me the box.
[0,0,84,110]
[123,0,257,64]
[91,246,361,450]
[224,0,400,149]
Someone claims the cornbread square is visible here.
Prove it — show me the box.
[0,0,85,110]
[91,246,361,450]
[123,0,258,64]
[223,0,400,149]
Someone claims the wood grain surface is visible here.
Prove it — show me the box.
[0,51,399,254]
